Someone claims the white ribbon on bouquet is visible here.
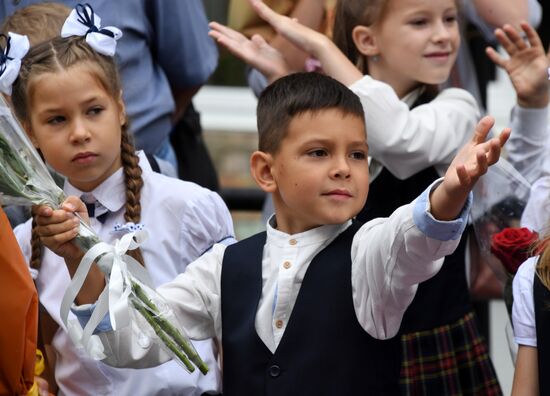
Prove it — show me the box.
[60,230,152,359]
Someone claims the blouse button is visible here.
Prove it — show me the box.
[275,319,284,329]
[283,261,291,269]
[289,239,297,245]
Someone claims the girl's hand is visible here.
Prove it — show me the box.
[486,22,549,108]
[209,21,290,83]
[248,0,362,85]
[249,0,327,57]
[33,196,89,262]
[430,116,510,221]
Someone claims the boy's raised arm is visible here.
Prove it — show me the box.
[429,116,510,221]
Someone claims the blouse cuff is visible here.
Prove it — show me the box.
[413,178,472,241]
[510,105,549,142]
[71,303,113,333]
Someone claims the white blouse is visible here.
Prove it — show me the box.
[512,257,538,348]
[14,152,235,396]
[349,75,480,180]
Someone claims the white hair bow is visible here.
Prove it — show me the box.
[61,3,122,57]
[0,32,29,95]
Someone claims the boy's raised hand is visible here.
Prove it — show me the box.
[430,116,510,221]
[33,195,88,265]
[486,22,549,108]
[209,21,291,84]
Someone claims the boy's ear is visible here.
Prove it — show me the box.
[250,150,277,193]
[352,25,379,57]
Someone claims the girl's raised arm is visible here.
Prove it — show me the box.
[248,0,363,85]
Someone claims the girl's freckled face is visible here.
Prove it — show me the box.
[27,64,125,192]
[368,0,460,96]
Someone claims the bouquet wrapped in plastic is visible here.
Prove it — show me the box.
[471,158,532,291]
[0,95,207,374]
[471,158,536,362]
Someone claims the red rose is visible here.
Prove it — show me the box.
[490,227,539,275]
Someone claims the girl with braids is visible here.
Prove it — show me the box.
[8,4,234,396]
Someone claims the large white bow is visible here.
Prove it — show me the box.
[0,32,29,95]
[60,230,152,359]
[61,4,122,57]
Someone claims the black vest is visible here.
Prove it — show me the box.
[220,222,401,396]
[357,167,471,332]
[534,271,550,395]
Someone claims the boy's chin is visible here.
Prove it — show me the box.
[322,213,357,226]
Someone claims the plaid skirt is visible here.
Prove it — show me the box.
[400,311,502,396]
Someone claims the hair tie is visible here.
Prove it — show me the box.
[0,32,29,95]
[61,3,122,57]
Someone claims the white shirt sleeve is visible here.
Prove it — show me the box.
[349,76,479,179]
[97,243,226,368]
[512,257,538,347]
[506,105,549,184]
[180,188,235,269]
[351,180,470,339]
[521,176,550,236]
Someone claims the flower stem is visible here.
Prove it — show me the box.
[131,300,196,373]
[132,282,209,374]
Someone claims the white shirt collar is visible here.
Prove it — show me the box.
[266,214,352,248]
[401,86,424,108]
[64,151,151,213]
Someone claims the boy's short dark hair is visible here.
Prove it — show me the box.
[257,72,365,153]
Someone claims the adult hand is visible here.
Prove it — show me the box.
[209,21,290,83]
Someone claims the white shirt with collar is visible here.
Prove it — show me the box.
[350,76,480,182]
[14,152,235,396]
[87,180,471,368]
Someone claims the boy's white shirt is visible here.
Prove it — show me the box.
[92,179,470,368]
[14,152,234,396]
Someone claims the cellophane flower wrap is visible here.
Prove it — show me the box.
[0,95,207,375]
[471,158,532,319]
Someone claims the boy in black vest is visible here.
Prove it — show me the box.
[37,72,510,396]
